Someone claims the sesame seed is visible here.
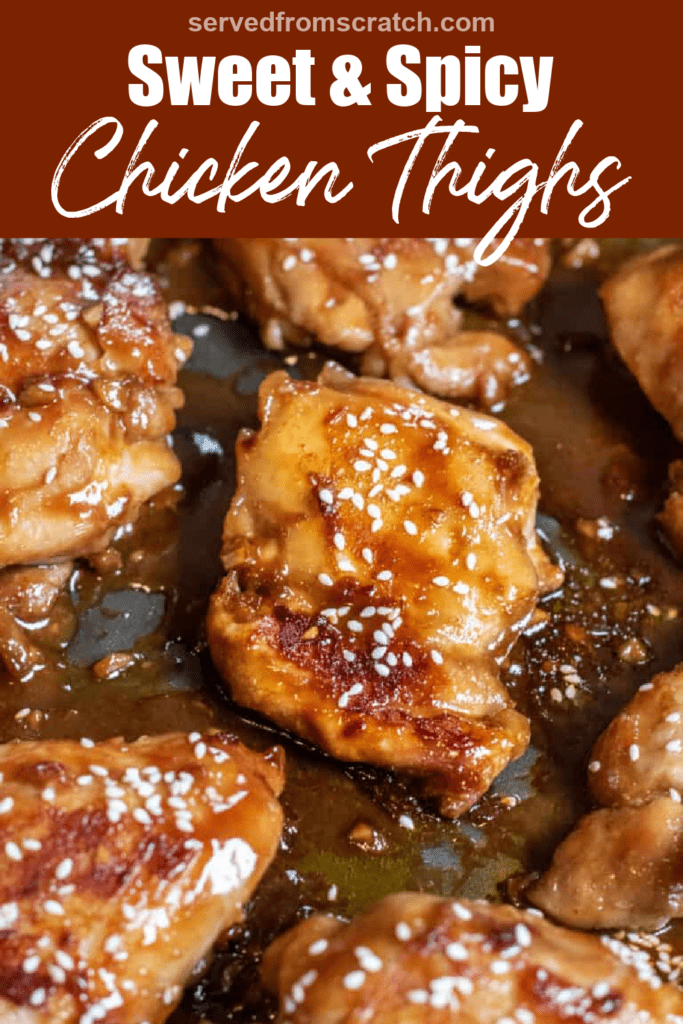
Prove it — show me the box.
[318,573,333,587]
[666,739,682,753]
[343,971,366,990]
[396,922,412,940]
[431,651,444,665]
[452,902,472,920]
[319,488,333,505]
[432,576,449,587]
[355,946,383,972]
[629,744,640,762]
[333,533,345,551]
[55,858,73,880]
[404,520,418,535]
[377,570,392,581]
[407,990,428,1004]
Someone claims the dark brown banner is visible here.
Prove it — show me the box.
[3,0,679,236]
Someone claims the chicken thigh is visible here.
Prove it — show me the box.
[207,367,561,817]
[263,893,683,1023]
[601,246,683,555]
[0,730,284,1023]
[213,237,550,404]
[601,244,683,442]
[0,238,191,568]
[530,664,683,931]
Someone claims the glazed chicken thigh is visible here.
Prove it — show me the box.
[263,893,683,1023]
[530,664,683,931]
[0,238,191,568]
[0,730,284,1023]
[214,237,550,404]
[601,244,683,442]
[208,367,561,817]
[601,245,683,555]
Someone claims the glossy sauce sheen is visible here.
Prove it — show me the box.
[2,241,683,1021]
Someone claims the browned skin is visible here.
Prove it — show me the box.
[531,664,683,931]
[601,244,683,441]
[262,893,683,1023]
[0,730,284,1023]
[213,238,551,404]
[207,367,561,818]
[0,238,191,568]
